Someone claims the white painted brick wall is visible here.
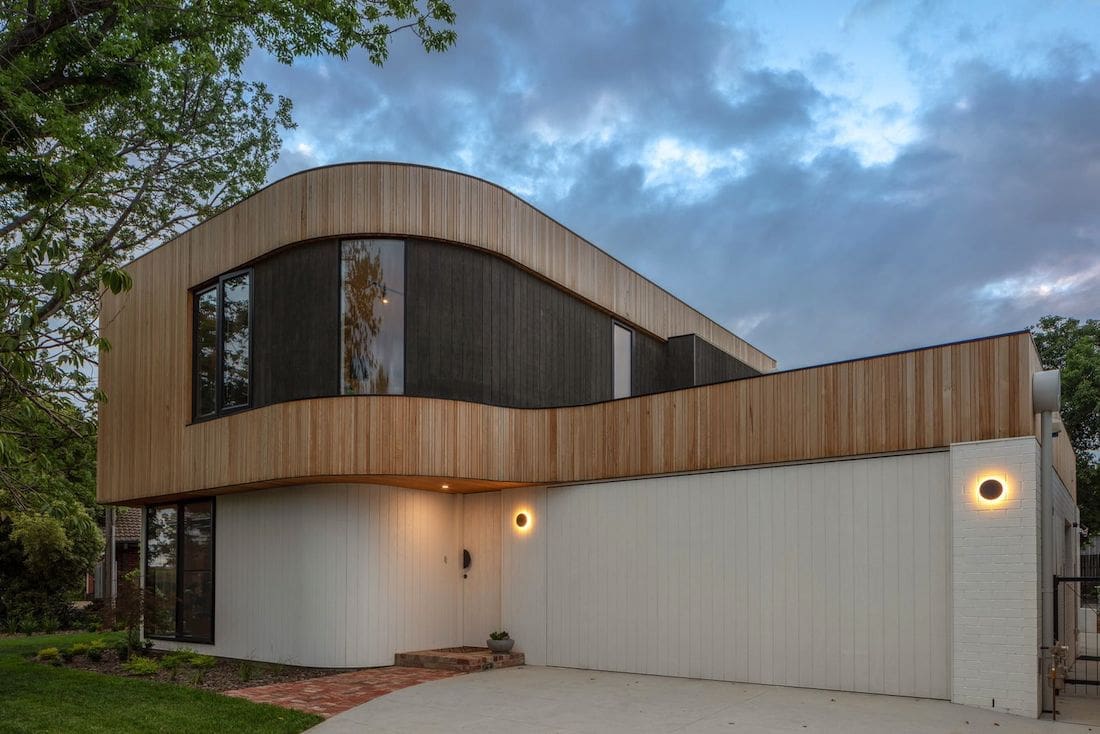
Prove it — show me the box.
[950,437,1041,717]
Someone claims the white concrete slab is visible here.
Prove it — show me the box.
[309,666,1096,733]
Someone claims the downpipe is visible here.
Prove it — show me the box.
[1034,369,1060,715]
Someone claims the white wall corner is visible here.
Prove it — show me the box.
[950,437,1042,718]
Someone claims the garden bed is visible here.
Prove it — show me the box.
[35,639,351,692]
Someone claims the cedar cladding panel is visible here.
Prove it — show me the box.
[140,163,774,372]
[98,325,1062,503]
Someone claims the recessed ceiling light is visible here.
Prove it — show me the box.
[441,484,450,490]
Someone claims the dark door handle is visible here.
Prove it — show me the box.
[463,549,472,570]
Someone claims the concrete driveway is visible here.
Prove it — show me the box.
[309,666,1094,733]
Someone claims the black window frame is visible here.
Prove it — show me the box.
[144,498,216,645]
[192,268,253,421]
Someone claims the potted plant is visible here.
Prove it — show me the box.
[487,629,514,653]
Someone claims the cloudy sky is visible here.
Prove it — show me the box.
[247,0,1100,368]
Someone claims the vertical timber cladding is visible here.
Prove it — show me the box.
[251,241,340,407]
[545,452,952,699]
[405,239,614,407]
[235,236,766,414]
[404,239,760,406]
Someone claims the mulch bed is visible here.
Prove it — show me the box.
[46,648,353,693]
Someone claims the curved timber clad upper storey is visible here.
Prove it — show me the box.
[97,163,1074,505]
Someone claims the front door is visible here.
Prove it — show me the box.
[461,491,501,646]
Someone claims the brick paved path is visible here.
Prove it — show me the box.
[225,666,463,718]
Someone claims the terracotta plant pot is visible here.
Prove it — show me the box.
[487,638,515,653]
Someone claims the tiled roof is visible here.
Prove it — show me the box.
[112,507,142,543]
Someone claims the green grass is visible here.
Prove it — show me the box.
[0,632,323,734]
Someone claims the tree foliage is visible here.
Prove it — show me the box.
[0,1,454,465]
[0,396,100,629]
[0,0,455,623]
[1031,315,1100,538]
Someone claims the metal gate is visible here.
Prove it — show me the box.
[1055,575,1100,693]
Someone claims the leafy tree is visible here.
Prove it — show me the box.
[0,0,455,622]
[0,1,453,479]
[0,396,100,629]
[1031,316,1100,538]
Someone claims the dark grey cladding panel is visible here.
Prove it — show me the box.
[246,238,759,412]
[252,240,340,407]
[405,239,614,408]
[693,334,761,384]
[667,335,698,390]
[631,331,671,395]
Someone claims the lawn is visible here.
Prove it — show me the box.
[0,632,323,734]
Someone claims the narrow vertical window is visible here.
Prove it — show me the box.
[194,288,218,417]
[145,506,178,637]
[192,270,251,418]
[145,500,214,643]
[180,501,214,641]
[220,274,250,409]
[613,322,632,399]
[341,239,405,395]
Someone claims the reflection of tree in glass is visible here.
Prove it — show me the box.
[180,505,212,639]
[342,244,390,393]
[196,290,218,414]
[145,508,177,636]
[221,275,250,407]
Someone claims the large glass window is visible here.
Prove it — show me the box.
[145,500,214,643]
[613,322,632,399]
[341,239,405,394]
[221,275,250,409]
[145,506,178,637]
[193,270,251,418]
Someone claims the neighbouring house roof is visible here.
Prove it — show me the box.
[111,507,142,543]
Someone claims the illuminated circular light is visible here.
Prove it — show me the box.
[979,479,1004,501]
[441,484,450,490]
[515,512,528,528]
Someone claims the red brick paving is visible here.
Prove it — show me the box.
[225,666,463,718]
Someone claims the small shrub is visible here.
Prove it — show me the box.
[162,650,190,681]
[188,653,217,684]
[113,640,131,661]
[18,617,37,635]
[60,648,76,663]
[69,642,90,657]
[489,629,510,641]
[237,660,254,683]
[35,647,61,664]
[162,648,195,668]
[122,657,160,676]
[188,654,216,669]
[40,616,59,634]
[86,639,107,662]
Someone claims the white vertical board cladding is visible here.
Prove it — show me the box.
[950,438,1041,717]
[165,483,460,667]
[502,487,548,664]
[538,453,952,699]
[461,492,502,646]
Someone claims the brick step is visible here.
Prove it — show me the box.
[394,646,525,672]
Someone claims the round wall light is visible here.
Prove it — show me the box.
[515,512,529,529]
[979,478,1004,502]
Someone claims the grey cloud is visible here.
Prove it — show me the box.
[249,3,1099,369]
